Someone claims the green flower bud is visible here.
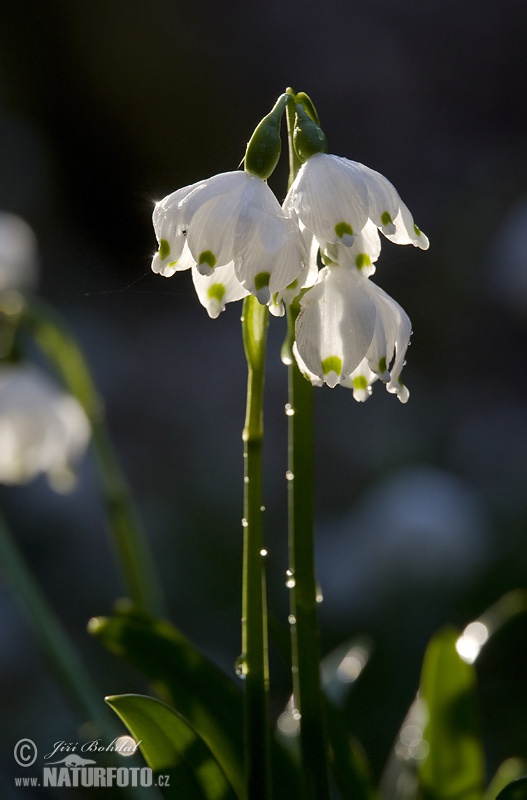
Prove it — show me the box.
[244,94,291,180]
[293,103,328,163]
[294,91,320,125]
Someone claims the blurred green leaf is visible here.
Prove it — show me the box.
[91,612,245,798]
[495,778,527,800]
[487,762,527,800]
[106,693,237,800]
[326,700,379,800]
[91,611,301,799]
[418,627,485,800]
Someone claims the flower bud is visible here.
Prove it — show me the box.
[244,94,291,180]
[293,103,328,163]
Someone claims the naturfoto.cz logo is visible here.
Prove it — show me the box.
[13,736,171,789]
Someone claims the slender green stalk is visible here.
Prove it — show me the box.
[285,92,331,800]
[0,512,117,736]
[19,297,164,617]
[241,295,270,800]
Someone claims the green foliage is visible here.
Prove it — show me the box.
[91,611,245,798]
[91,610,302,800]
[495,778,527,800]
[418,628,485,800]
[106,693,238,800]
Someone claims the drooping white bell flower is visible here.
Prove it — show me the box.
[152,170,306,307]
[0,213,39,293]
[191,260,249,319]
[283,153,429,252]
[293,264,411,402]
[0,364,91,489]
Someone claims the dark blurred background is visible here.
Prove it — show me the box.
[1,0,527,795]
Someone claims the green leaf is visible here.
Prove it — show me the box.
[91,611,301,799]
[418,627,485,800]
[495,778,527,800]
[106,693,237,800]
[90,612,245,798]
[326,701,379,800]
[486,760,527,799]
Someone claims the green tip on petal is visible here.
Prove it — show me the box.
[378,356,390,380]
[254,272,271,304]
[159,239,170,260]
[254,271,271,291]
[207,283,226,302]
[197,250,217,276]
[352,375,369,390]
[414,223,422,236]
[381,211,396,235]
[355,253,371,270]
[334,221,355,246]
[322,355,342,387]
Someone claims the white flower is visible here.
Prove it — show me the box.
[0,213,39,293]
[293,264,411,403]
[152,171,305,312]
[0,365,91,489]
[283,153,429,252]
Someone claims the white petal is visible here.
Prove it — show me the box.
[321,220,381,276]
[355,162,401,232]
[191,261,249,318]
[186,179,250,269]
[283,154,369,246]
[292,342,323,386]
[360,278,412,397]
[382,199,429,249]
[341,360,378,402]
[234,179,305,299]
[294,266,377,386]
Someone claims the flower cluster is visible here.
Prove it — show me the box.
[152,94,429,401]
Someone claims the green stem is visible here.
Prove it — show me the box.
[0,512,117,736]
[285,93,331,800]
[20,296,164,618]
[241,295,270,800]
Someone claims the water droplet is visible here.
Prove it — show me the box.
[284,403,295,416]
[286,578,296,589]
[292,708,302,721]
[241,518,248,528]
[316,589,324,603]
[286,569,294,576]
[285,470,294,482]
[260,505,266,512]
[234,654,248,679]
[260,549,268,557]
[244,476,249,484]
[288,614,296,625]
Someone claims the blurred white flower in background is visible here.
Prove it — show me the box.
[0,212,39,292]
[0,364,90,491]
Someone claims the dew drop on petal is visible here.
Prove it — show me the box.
[285,403,295,416]
[285,470,294,481]
[241,518,248,528]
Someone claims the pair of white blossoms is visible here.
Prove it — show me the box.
[152,153,429,402]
